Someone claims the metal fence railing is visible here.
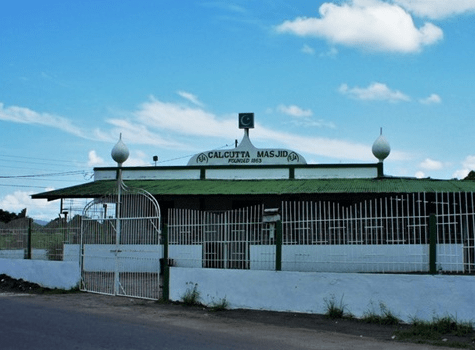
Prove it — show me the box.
[0,220,80,261]
[280,194,430,273]
[168,193,475,274]
[435,192,475,273]
[3,192,475,275]
[168,205,275,270]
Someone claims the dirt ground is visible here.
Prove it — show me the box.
[1,274,473,349]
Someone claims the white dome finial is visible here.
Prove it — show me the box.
[111,133,129,166]
[372,128,390,162]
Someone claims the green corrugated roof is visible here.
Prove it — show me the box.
[32,177,475,200]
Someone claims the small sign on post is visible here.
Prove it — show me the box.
[239,113,254,129]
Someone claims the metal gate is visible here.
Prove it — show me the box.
[168,205,266,269]
[80,182,161,300]
[202,210,251,269]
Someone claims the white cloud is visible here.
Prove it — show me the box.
[419,93,442,105]
[125,150,152,167]
[275,104,335,129]
[252,126,372,160]
[463,155,475,169]
[133,97,237,139]
[0,190,59,221]
[102,118,191,149]
[319,46,338,58]
[453,155,475,179]
[87,150,106,167]
[0,102,85,137]
[339,82,410,102]
[201,2,246,13]
[177,91,205,107]
[127,97,406,161]
[275,0,443,53]
[453,169,469,179]
[0,96,407,170]
[290,118,337,129]
[277,104,313,117]
[419,158,443,170]
[415,171,426,178]
[394,0,475,19]
[301,44,315,55]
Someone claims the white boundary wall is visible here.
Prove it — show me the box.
[0,258,80,290]
[0,249,48,260]
[170,267,475,323]
[168,244,463,273]
[66,244,162,272]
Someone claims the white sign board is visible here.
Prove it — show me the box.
[187,132,307,166]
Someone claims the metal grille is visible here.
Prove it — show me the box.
[168,205,274,269]
[165,193,475,274]
[0,229,27,259]
[80,183,161,300]
[435,192,475,273]
[282,194,428,246]
[281,194,429,273]
[0,223,80,261]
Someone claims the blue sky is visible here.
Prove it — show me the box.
[1,0,475,220]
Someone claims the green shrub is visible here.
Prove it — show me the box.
[398,315,474,340]
[324,294,350,319]
[362,302,400,325]
[210,297,229,311]
[181,283,201,306]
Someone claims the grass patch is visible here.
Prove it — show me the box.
[181,283,201,306]
[210,297,229,312]
[397,315,473,338]
[395,315,475,348]
[43,285,82,294]
[156,297,172,304]
[362,302,400,325]
[324,294,352,319]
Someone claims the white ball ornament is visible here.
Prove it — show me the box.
[111,134,129,165]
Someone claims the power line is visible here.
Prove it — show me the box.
[0,154,79,165]
[1,177,86,183]
[0,164,86,172]
[0,184,49,189]
[0,170,87,179]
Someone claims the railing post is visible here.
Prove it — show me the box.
[162,224,170,301]
[429,213,437,274]
[276,220,282,271]
[25,218,32,259]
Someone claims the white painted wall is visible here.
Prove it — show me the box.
[0,258,80,290]
[169,244,464,274]
[205,168,288,180]
[170,267,475,323]
[437,244,464,272]
[122,169,201,180]
[295,167,377,179]
[94,164,381,181]
[0,250,26,259]
[169,245,202,268]
[250,245,275,270]
[73,244,162,272]
[0,249,52,260]
[282,245,429,273]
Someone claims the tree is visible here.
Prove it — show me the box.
[0,209,19,224]
[464,170,475,180]
[18,208,27,218]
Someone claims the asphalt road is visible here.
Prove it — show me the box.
[0,293,453,350]
[0,295,285,350]
[0,297,286,350]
